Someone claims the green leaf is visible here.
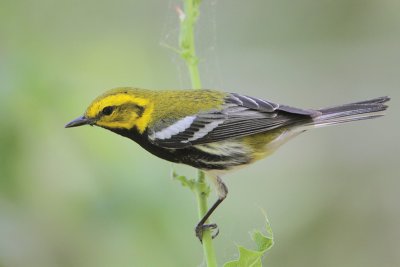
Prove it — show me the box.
[224,215,274,267]
[171,169,196,191]
[224,246,264,267]
[252,219,274,252]
[171,169,211,197]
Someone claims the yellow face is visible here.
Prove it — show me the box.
[84,92,154,133]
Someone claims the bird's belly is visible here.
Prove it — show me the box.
[122,126,301,172]
[176,128,300,171]
[179,140,253,171]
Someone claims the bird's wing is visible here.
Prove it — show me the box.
[148,93,319,148]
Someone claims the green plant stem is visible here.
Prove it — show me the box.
[179,0,202,89]
[178,1,218,266]
[194,170,217,267]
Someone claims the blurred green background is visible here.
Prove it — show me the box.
[1,0,399,266]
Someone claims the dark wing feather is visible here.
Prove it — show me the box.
[148,93,319,148]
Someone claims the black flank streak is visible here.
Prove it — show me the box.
[102,127,246,171]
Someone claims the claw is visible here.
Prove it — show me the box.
[195,223,219,242]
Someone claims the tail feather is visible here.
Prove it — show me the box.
[310,96,390,128]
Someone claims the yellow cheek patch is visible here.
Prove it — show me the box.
[95,114,139,129]
[85,93,154,131]
[135,102,154,133]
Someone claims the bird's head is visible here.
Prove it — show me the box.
[65,88,154,133]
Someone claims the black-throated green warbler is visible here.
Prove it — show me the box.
[66,88,389,241]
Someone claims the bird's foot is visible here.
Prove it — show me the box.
[195,223,219,243]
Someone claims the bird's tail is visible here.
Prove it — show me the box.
[309,96,390,128]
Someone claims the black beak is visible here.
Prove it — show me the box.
[65,116,93,128]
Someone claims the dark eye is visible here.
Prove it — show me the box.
[101,106,114,116]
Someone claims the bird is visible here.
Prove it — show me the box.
[65,87,389,241]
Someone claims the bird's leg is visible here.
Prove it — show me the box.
[195,175,228,242]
